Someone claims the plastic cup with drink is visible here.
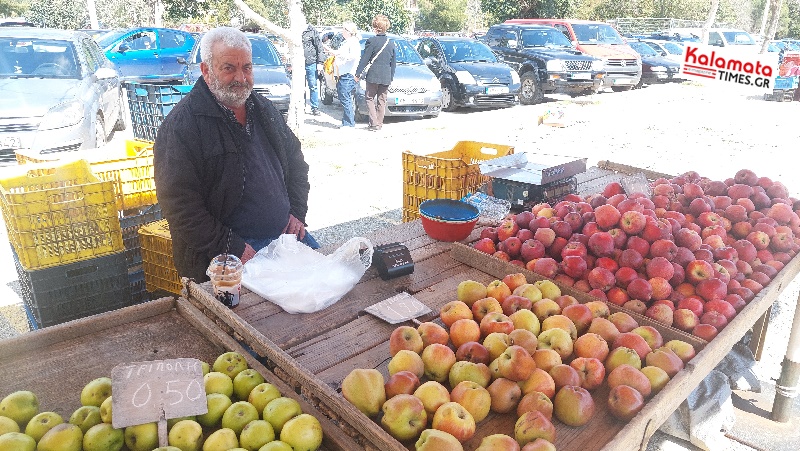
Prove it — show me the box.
[207,254,244,308]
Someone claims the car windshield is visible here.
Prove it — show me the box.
[360,37,424,64]
[251,38,281,66]
[630,41,658,57]
[520,29,573,48]
[97,29,127,48]
[768,43,781,52]
[572,24,625,45]
[663,42,684,54]
[722,31,755,45]
[440,40,496,62]
[0,38,80,78]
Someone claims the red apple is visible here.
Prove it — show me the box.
[456,341,491,365]
[553,385,595,427]
[607,384,645,421]
[692,323,719,341]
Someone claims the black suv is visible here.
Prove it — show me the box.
[483,24,604,104]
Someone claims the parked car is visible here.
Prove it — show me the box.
[627,40,681,87]
[97,27,196,83]
[180,32,291,114]
[483,24,604,104]
[668,28,759,54]
[641,39,684,63]
[647,32,700,43]
[414,36,519,111]
[0,27,124,163]
[504,19,641,91]
[321,32,442,122]
[78,29,114,40]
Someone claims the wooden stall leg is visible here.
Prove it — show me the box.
[771,291,800,422]
[749,306,771,361]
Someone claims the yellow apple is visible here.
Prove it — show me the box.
[0,415,20,435]
[263,397,302,434]
[248,382,282,415]
[197,393,232,428]
[167,419,204,451]
[413,381,450,416]
[124,422,158,451]
[239,419,274,450]
[80,377,113,407]
[415,428,464,450]
[83,422,124,451]
[280,414,323,451]
[341,368,385,416]
[221,401,259,435]
[388,349,425,378]
[509,309,541,335]
[233,369,266,401]
[534,280,561,300]
[203,427,238,451]
[213,351,249,379]
[0,390,39,426]
[380,395,427,441]
[69,405,102,433]
[0,432,35,451]
[37,423,83,451]
[99,396,113,424]
[258,441,293,451]
[457,280,488,306]
[24,411,63,442]
[204,371,234,397]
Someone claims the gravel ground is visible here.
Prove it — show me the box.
[1,81,799,449]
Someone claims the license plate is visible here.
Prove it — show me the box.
[613,78,632,84]
[395,97,424,105]
[485,86,509,95]
[572,73,592,80]
[1,136,21,149]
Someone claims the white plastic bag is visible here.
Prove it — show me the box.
[242,234,373,314]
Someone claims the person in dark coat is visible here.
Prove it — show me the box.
[153,27,316,282]
[355,14,396,131]
[302,24,325,115]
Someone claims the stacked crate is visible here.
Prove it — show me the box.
[402,141,515,222]
[1,160,132,328]
[138,219,181,296]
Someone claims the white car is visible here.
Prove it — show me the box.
[641,40,685,63]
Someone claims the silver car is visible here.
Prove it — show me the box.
[0,27,124,164]
[181,32,291,114]
[322,32,442,121]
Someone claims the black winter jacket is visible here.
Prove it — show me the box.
[302,26,325,66]
[153,77,310,281]
[356,34,396,85]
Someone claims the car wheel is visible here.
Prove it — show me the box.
[94,114,107,148]
[519,72,543,105]
[322,88,333,105]
[611,85,634,92]
[113,93,127,131]
[440,82,458,112]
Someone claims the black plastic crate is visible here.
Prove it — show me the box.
[22,301,38,331]
[124,82,192,142]
[13,249,133,328]
[487,176,578,209]
[129,266,149,304]
[121,204,162,269]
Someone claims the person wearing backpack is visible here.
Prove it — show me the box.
[356,15,396,131]
[302,24,325,116]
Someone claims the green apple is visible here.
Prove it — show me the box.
[204,372,234,397]
[263,397,302,434]
[83,422,124,451]
[0,432,35,451]
[213,352,249,379]
[258,441,293,451]
[233,369,266,401]
[99,396,113,424]
[80,377,113,407]
[238,419,275,451]
[0,414,21,434]
[201,361,210,375]
[124,422,158,451]
[167,415,196,430]
[24,411,63,442]
[168,419,204,451]
[197,393,232,428]
[280,414,322,451]
[221,401,259,436]
[247,383,282,414]
[202,427,238,451]
[153,448,182,451]
[69,405,102,433]
[37,423,83,451]
[0,390,39,426]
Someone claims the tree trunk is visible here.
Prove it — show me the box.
[759,0,771,37]
[233,0,306,132]
[86,0,99,29]
[760,0,784,54]
[701,0,720,45]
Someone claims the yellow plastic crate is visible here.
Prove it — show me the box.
[139,219,181,295]
[401,141,514,222]
[0,160,124,270]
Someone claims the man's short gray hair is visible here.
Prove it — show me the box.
[200,27,252,65]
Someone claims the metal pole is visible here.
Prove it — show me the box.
[771,289,800,422]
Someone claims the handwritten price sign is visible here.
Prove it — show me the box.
[111,358,207,429]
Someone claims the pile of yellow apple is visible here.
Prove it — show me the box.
[341,274,697,450]
[0,351,322,451]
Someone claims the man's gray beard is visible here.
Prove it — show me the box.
[207,68,252,108]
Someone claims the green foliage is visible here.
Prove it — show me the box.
[95,0,151,28]
[27,0,86,29]
[417,0,467,32]
[787,0,800,38]
[480,0,521,25]
[304,0,351,25]
[0,0,29,17]
[350,0,411,34]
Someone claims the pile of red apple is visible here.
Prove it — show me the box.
[472,169,800,341]
[340,275,697,450]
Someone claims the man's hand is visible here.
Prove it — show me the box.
[241,243,257,264]
[283,214,306,239]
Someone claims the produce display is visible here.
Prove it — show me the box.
[0,351,323,451]
[340,275,697,449]
[472,169,800,340]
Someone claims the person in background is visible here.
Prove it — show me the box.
[154,27,317,282]
[325,22,360,128]
[302,24,325,116]
[356,14,395,131]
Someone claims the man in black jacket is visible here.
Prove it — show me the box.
[356,14,396,131]
[154,27,315,282]
[302,24,325,116]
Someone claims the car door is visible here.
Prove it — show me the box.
[157,29,193,81]
[418,38,446,79]
[106,29,159,79]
